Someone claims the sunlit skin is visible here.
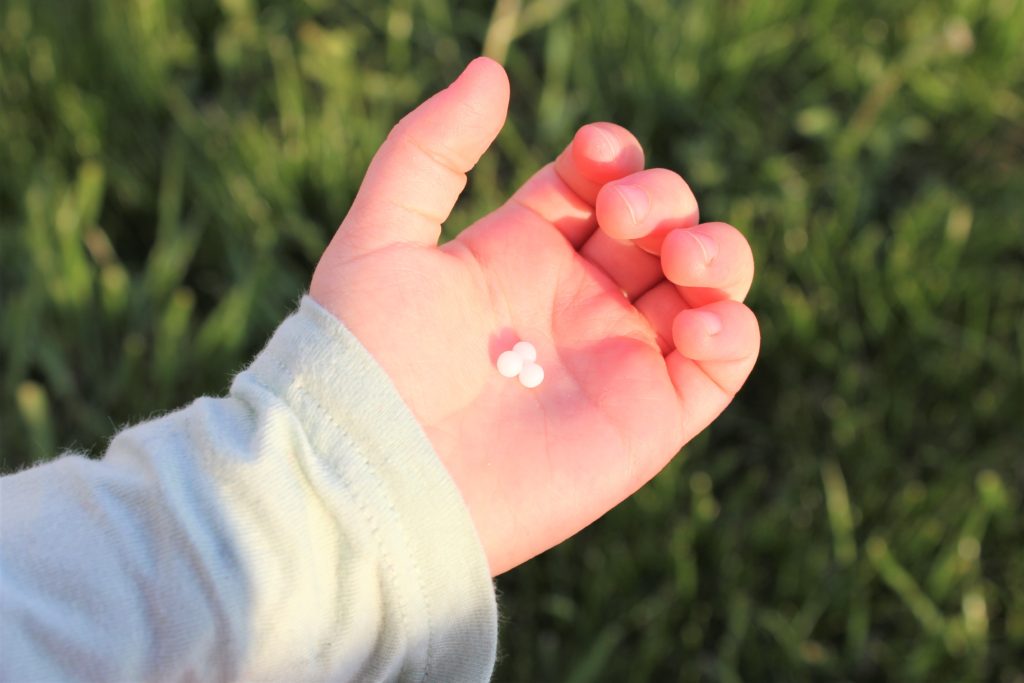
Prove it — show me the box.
[311,58,760,575]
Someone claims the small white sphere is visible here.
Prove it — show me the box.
[496,350,524,378]
[513,341,537,362]
[518,361,545,388]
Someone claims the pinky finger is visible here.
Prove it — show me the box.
[671,300,760,396]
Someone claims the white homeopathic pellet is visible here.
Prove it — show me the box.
[512,340,537,362]
[518,361,545,388]
[496,350,524,378]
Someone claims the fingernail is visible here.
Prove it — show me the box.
[590,125,618,162]
[694,310,722,336]
[687,230,718,265]
[613,184,650,224]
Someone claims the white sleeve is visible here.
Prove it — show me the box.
[0,296,498,682]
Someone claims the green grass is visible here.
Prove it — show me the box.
[3,0,1023,680]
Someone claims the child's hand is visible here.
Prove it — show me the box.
[311,58,759,575]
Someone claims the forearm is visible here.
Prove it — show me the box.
[0,296,497,682]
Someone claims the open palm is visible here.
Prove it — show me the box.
[311,58,760,575]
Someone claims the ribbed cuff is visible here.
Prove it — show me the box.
[245,295,497,681]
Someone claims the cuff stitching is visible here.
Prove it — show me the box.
[298,299,438,679]
[261,349,435,679]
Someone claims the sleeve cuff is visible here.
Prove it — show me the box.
[242,295,497,680]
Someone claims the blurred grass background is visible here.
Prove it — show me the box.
[2,0,1023,679]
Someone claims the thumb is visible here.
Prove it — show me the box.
[338,57,510,253]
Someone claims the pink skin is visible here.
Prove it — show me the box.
[311,58,760,575]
